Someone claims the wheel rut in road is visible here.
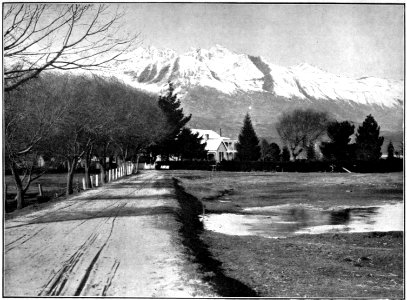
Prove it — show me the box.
[4,171,216,297]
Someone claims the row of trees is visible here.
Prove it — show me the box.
[235,109,399,163]
[5,76,207,209]
[5,73,167,209]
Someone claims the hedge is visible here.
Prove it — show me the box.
[155,158,403,173]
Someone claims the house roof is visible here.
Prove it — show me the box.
[191,129,221,139]
[205,139,224,152]
[191,128,236,152]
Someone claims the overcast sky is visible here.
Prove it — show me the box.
[119,3,404,80]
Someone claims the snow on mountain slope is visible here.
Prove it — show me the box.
[108,45,403,108]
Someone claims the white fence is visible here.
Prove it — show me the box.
[82,162,136,190]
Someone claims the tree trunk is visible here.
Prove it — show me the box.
[15,189,24,209]
[84,149,92,188]
[135,154,140,174]
[116,155,123,168]
[109,155,114,169]
[10,162,25,209]
[84,161,92,188]
[99,161,106,184]
[66,157,77,196]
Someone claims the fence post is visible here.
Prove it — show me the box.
[83,178,86,190]
[90,176,94,188]
[95,174,99,187]
[38,183,43,196]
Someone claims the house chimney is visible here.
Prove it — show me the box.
[219,128,222,137]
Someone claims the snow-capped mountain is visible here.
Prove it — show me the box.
[104,45,403,141]
[110,44,403,109]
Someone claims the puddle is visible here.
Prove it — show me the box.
[200,202,403,238]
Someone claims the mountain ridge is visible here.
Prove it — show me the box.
[101,45,402,144]
[110,44,403,109]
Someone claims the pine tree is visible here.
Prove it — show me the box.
[320,121,355,161]
[154,83,192,160]
[158,83,191,138]
[175,128,207,160]
[355,115,384,161]
[236,113,261,161]
[269,143,281,162]
[260,139,271,161]
[387,141,395,160]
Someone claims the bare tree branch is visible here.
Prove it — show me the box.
[4,3,139,92]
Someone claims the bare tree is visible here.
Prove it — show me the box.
[4,3,138,91]
[276,109,331,160]
[5,73,69,208]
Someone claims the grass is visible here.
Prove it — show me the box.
[203,231,403,297]
[4,172,88,212]
[171,170,403,297]
[173,171,403,213]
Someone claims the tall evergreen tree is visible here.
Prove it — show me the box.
[260,139,271,161]
[269,143,281,162]
[158,83,191,137]
[236,113,261,161]
[355,114,384,161]
[320,121,355,161]
[154,83,192,160]
[175,128,207,160]
[387,141,395,160]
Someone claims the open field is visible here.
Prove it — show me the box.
[4,172,104,212]
[172,170,403,297]
[5,173,82,196]
[173,171,403,212]
[4,173,90,213]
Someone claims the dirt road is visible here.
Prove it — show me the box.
[4,171,216,297]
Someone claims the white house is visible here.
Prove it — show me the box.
[191,129,237,162]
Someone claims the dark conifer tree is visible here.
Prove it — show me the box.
[260,139,271,161]
[158,83,191,134]
[236,113,261,161]
[154,83,192,160]
[355,115,384,161]
[269,143,281,162]
[387,141,395,160]
[320,121,355,161]
[175,128,207,160]
[281,146,291,162]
